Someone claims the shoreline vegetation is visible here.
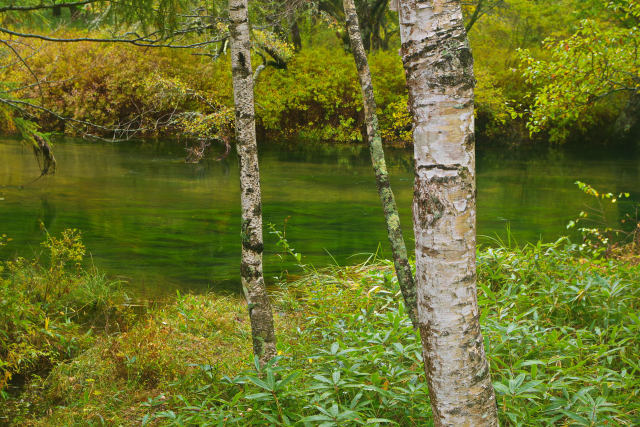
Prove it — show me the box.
[1,231,638,426]
[3,5,640,151]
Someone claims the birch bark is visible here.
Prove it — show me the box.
[342,0,418,327]
[229,0,277,365]
[396,0,498,424]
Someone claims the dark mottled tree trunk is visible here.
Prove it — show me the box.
[342,0,418,327]
[69,5,79,20]
[358,3,372,52]
[395,0,498,424]
[290,19,302,51]
[229,0,277,366]
[613,91,640,142]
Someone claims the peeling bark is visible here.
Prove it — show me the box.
[396,0,498,425]
[342,0,418,327]
[229,0,277,366]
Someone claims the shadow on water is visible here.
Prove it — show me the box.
[1,137,638,297]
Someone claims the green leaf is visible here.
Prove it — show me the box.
[561,410,591,425]
[366,418,394,424]
[493,382,510,395]
[277,372,299,390]
[244,392,272,401]
[244,376,272,391]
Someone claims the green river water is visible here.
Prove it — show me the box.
[1,138,638,296]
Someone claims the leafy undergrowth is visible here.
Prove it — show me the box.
[0,230,131,406]
[2,238,639,426]
[479,239,639,425]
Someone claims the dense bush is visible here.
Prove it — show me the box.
[478,240,639,425]
[141,241,637,427]
[4,32,523,145]
[256,47,412,143]
[151,241,639,426]
[0,230,130,401]
[1,34,234,143]
[4,1,635,146]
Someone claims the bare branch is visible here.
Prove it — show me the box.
[0,0,100,13]
[0,26,226,49]
[0,97,152,137]
[0,39,43,101]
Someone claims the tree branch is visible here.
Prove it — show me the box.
[0,97,150,137]
[0,0,101,13]
[0,39,43,101]
[0,26,225,49]
[465,0,484,32]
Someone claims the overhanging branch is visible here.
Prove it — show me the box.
[0,26,226,49]
[0,0,100,13]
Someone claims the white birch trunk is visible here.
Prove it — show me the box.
[396,0,498,425]
[229,0,277,365]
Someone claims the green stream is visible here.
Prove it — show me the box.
[1,138,638,297]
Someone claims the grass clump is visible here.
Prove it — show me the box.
[25,293,252,426]
[0,230,127,387]
[2,237,639,426]
[0,230,131,421]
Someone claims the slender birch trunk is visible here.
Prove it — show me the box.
[342,0,418,327]
[395,0,498,424]
[229,0,277,365]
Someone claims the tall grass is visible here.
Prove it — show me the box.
[0,230,130,403]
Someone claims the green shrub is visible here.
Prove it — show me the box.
[4,31,531,145]
[0,230,129,398]
[3,32,234,143]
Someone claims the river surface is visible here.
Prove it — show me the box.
[1,138,638,296]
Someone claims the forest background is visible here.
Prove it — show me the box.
[2,0,639,152]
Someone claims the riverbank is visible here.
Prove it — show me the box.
[2,28,630,148]
[1,40,514,146]
[1,233,638,426]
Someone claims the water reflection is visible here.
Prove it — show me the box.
[1,138,638,296]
